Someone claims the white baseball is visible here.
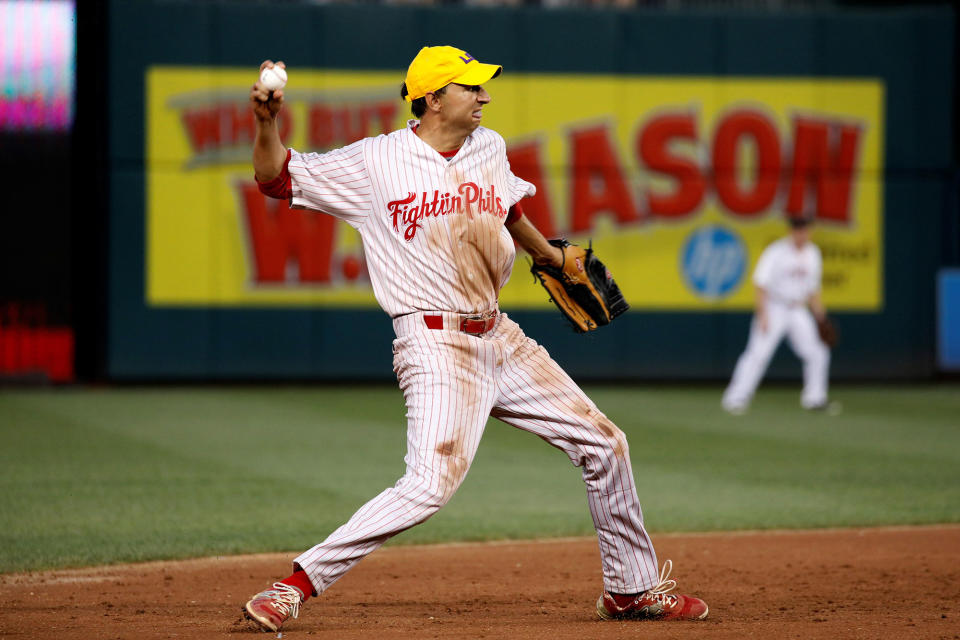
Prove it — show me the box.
[260,65,287,91]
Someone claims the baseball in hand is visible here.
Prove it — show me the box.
[260,65,287,91]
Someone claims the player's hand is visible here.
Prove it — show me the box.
[544,244,564,268]
[251,60,285,122]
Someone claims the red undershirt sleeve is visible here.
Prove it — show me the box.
[256,148,293,199]
[505,201,524,225]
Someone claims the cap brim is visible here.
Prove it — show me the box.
[451,63,502,87]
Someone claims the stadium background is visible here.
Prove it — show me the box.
[2,0,959,385]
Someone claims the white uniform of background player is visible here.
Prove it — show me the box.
[243,46,706,632]
[722,217,832,413]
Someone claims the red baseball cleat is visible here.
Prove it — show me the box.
[596,560,708,621]
[243,582,303,632]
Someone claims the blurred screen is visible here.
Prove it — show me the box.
[0,0,75,131]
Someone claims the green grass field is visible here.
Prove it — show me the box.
[1,384,958,574]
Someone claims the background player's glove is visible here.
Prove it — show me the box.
[816,315,839,348]
[530,239,629,333]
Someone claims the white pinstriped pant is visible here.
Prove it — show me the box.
[294,312,659,595]
[722,301,830,410]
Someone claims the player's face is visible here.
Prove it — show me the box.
[791,226,810,248]
[442,83,491,131]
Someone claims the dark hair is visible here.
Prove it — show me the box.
[400,82,446,118]
[788,215,812,229]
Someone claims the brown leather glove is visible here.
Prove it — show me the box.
[816,315,839,348]
[531,239,629,333]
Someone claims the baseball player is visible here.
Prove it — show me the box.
[722,216,837,414]
[242,46,708,632]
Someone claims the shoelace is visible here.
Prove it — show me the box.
[638,559,679,608]
[262,582,302,619]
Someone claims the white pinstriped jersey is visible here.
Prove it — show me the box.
[753,237,822,305]
[279,123,663,599]
[287,120,536,317]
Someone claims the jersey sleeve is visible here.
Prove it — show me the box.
[506,168,536,206]
[487,129,535,206]
[288,140,372,228]
[752,244,776,289]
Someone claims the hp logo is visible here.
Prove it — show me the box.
[680,225,747,299]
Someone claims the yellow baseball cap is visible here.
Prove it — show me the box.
[403,46,502,102]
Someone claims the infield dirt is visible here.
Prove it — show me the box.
[1,525,958,639]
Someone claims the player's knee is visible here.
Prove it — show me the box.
[591,411,628,456]
[397,459,469,512]
[394,478,448,516]
[578,408,628,459]
[800,343,829,364]
[747,342,777,362]
[604,427,629,460]
[415,482,460,513]
[582,435,631,485]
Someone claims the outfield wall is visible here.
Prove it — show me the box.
[106,2,956,380]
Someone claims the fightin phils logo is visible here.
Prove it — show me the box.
[387,182,507,241]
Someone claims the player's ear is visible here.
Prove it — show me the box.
[424,91,444,113]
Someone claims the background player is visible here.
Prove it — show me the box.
[722,216,837,415]
[242,46,708,632]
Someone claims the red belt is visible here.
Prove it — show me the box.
[424,311,498,335]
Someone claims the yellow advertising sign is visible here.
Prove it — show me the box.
[147,67,883,309]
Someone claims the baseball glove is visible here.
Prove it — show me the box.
[530,239,629,333]
[816,315,838,348]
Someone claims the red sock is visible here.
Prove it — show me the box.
[610,592,639,607]
[280,570,314,601]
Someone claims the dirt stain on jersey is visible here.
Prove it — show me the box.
[417,194,502,312]
[425,219,446,253]
[448,208,502,311]
[434,166,507,312]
